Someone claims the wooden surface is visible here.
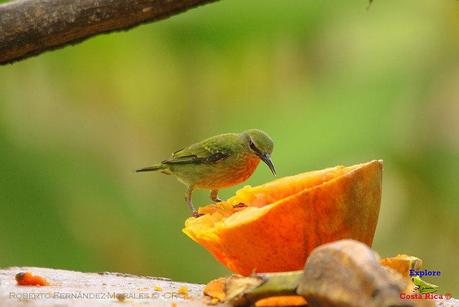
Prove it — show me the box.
[0,266,217,306]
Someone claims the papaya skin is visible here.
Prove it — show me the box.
[184,160,383,275]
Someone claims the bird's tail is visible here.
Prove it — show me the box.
[135,163,165,172]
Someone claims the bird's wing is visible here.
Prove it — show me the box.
[163,138,232,165]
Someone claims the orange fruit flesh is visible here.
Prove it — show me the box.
[184,160,382,275]
[255,295,308,307]
[15,272,49,286]
[380,254,423,278]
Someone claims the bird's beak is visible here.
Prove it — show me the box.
[260,153,276,176]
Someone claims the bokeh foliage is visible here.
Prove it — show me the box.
[0,0,458,294]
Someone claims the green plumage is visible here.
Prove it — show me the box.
[411,276,439,294]
[137,129,275,216]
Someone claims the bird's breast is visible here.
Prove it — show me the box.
[195,154,260,189]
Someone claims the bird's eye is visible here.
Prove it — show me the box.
[249,139,258,152]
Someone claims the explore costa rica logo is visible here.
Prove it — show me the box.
[400,268,452,300]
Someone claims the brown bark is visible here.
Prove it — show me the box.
[0,0,218,65]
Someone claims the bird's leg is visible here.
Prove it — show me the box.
[185,186,195,212]
[185,186,201,217]
[210,189,223,203]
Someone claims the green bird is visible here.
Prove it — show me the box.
[411,276,439,294]
[136,129,275,216]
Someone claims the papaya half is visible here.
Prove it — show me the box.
[183,160,382,275]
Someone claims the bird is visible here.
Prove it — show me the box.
[136,129,275,217]
[411,276,439,294]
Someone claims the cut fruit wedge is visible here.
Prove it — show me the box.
[183,160,383,275]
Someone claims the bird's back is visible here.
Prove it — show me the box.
[170,133,240,160]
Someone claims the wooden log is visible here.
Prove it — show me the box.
[0,266,219,306]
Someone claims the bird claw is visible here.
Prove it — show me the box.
[192,211,204,218]
[210,190,223,203]
[233,202,247,208]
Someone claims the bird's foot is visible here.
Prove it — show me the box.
[210,190,223,203]
[192,211,204,218]
[233,202,247,209]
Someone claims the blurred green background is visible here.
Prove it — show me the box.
[1,0,458,294]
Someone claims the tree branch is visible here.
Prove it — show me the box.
[0,0,219,65]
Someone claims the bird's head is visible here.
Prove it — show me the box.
[242,129,276,176]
